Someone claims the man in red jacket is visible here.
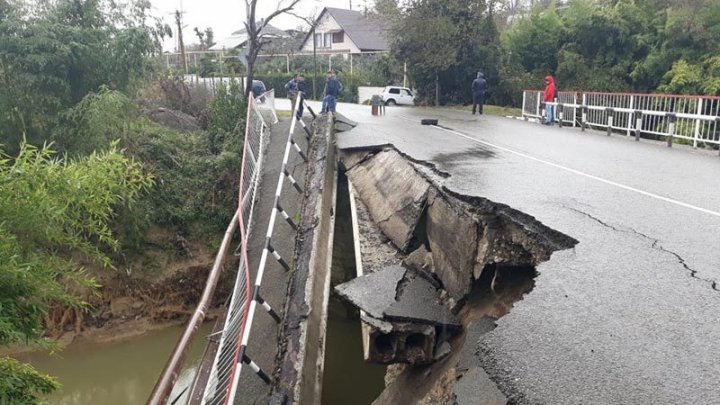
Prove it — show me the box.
[543,75,557,125]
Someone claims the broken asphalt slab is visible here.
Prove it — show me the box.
[346,149,430,252]
[335,264,406,319]
[334,112,358,132]
[384,277,460,328]
[335,264,459,328]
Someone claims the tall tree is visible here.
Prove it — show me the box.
[0,0,169,154]
[392,0,501,105]
[244,0,301,96]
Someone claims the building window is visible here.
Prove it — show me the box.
[332,31,344,43]
[314,32,333,49]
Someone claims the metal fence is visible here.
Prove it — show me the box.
[148,89,275,405]
[198,90,272,405]
[522,90,720,150]
[522,90,578,127]
[200,93,313,405]
[255,89,279,125]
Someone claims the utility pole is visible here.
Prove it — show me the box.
[312,25,317,100]
[175,10,188,74]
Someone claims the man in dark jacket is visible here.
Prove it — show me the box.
[284,74,306,119]
[321,70,343,113]
[471,72,488,115]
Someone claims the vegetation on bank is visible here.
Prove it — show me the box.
[0,0,247,401]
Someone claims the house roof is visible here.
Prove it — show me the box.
[302,7,390,52]
[210,23,288,51]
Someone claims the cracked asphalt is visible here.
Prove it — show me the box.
[318,101,720,404]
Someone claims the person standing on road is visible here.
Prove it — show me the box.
[321,70,343,114]
[471,72,488,115]
[285,74,306,120]
[543,75,557,125]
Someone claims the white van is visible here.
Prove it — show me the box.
[381,86,415,106]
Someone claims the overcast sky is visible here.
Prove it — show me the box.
[151,0,373,51]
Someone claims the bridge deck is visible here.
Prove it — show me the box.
[330,103,720,404]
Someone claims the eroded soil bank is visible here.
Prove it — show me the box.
[4,229,235,355]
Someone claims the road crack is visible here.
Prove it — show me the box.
[564,205,719,292]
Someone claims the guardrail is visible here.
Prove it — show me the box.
[148,89,275,405]
[199,92,315,405]
[255,89,279,125]
[522,90,720,152]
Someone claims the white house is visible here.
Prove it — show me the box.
[299,7,390,54]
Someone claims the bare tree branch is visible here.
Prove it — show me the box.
[258,0,303,33]
[242,0,303,96]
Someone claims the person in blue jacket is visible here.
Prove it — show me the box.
[321,70,343,113]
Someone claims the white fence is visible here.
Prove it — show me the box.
[522,90,720,150]
[150,89,278,405]
[199,93,311,405]
[256,89,279,125]
[198,91,271,405]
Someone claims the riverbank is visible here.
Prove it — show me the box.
[3,231,233,357]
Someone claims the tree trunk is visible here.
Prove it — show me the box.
[435,71,440,106]
[245,41,256,96]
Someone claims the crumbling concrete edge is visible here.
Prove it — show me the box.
[342,144,577,256]
[272,113,337,405]
[341,144,451,179]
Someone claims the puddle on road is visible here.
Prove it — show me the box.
[433,145,497,165]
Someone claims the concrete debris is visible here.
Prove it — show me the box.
[334,112,358,132]
[434,341,451,361]
[403,245,435,274]
[426,188,479,302]
[334,264,406,319]
[362,313,393,334]
[366,322,436,364]
[384,277,460,328]
[335,264,459,365]
[340,150,374,171]
[347,149,429,252]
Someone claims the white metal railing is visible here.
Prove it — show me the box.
[522,90,720,150]
[150,89,272,405]
[200,93,312,405]
[198,91,269,405]
[255,89,279,125]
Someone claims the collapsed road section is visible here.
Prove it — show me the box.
[333,146,578,404]
[266,112,578,404]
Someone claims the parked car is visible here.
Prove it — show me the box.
[381,86,415,106]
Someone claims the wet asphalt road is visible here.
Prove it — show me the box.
[324,101,720,404]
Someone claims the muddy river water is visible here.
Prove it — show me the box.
[13,323,212,405]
